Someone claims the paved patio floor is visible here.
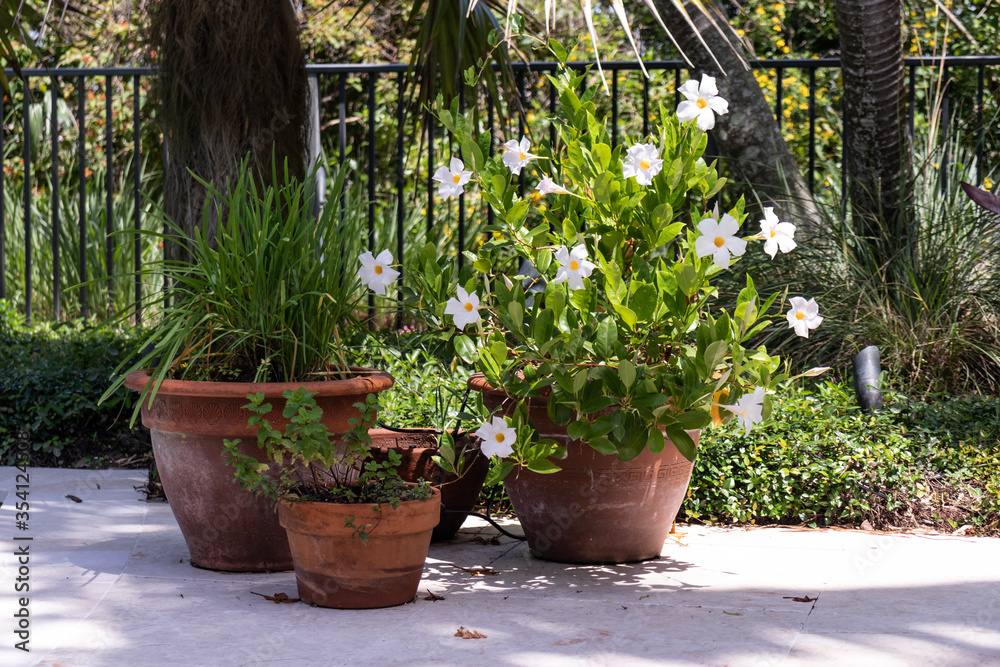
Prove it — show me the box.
[2,467,999,666]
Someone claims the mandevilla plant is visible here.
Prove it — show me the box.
[421,64,826,478]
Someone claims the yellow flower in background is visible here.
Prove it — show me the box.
[985,178,994,192]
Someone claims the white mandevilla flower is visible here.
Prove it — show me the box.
[695,213,747,269]
[432,156,472,199]
[536,175,570,196]
[502,136,538,175]
[676,74,730,131]
[786,296,823,338]
[444,285,482,330]
[357,249,400,295]
[551,244,596,291]
[475,416,516,458]
[758,207,797,259]
[621,143,663,186]
[723,386,766,436]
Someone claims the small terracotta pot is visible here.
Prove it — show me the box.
[124,369,393,572]
[368,429,489,541]
[277,488,440,609]
[468,373,697,564]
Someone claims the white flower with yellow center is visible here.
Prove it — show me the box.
[676,74,730,131]
[723,386,766,436]
[502,136,538,175]
[695,213,747,269]
[535,175,570,196]
[786,296,823,338]
[551,244,596,290]
[432,156,473,199]
[475,416,516,458]
[758,207,797,259]
[621,143,663,186]
[444,285,482,330]
[357,249,400,295]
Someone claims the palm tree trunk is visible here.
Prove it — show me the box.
[148,0,307,264]
[834,0,907,249]
[652,0,821,232]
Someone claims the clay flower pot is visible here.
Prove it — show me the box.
[124,369,393,572]
[277,488,440,609]
[368,429,490,541]
[469,373,697,564]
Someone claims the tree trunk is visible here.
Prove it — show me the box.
[834,0,907,247]
[652,0,821,232]
[148,0,307,265]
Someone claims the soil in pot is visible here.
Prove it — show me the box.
[124,369,393,572]
[277,488,440,609]
[368,429,489,541]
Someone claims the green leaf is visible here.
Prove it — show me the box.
[703,340,728,372]
[647,427,665,453]
[592,143,612,171]
[548,38,568,63]
[618,359,636,388]
[527,459,561,474]
[473,258,491,273]
[630,283,658,321]
[588,437,616,455]
[453,335,478,364]
[461,137,485,173]
[595,317,617,360]
[664,426,697,462]
[507,301,524,332]
[675,264,698,296]
[533,307,555,348]
[612,304,637,328]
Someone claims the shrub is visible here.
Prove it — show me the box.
[687,379,1000,535]
[0,299,149,466]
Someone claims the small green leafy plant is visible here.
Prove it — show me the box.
[223,389,432,514]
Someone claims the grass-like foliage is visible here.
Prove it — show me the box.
[103,159,369,419]
[745,126,1000,395]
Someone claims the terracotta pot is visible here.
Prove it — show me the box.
[368,429,489,541]
[124,369,393,572]
[277,488,440,609]
[468,373,697,564]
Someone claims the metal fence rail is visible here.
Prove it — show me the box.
[2,56,998,323]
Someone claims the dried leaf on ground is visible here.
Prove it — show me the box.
[783,595,817,603]
[65,494,83,503]
[861,520,874,531]
[453,565,499,576]
[471,535,501,545]
[455,626,487,639]
[251,591,300,604]
[424,591,444,601]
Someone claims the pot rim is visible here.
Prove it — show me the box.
[124,367,394,398]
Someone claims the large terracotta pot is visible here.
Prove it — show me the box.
[124,369,393,572]
[468,373,697,564]
[277,489,440,609]
[368,429,489,541]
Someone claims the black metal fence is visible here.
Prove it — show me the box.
[2,56,998,323]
